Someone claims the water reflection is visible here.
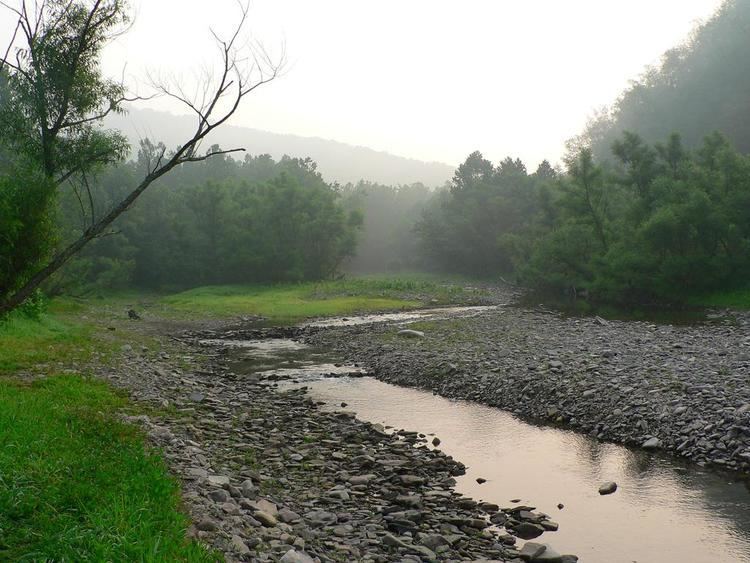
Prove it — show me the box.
[303,305,499,328]
[302,377,750,563]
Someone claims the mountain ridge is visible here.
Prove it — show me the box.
[105,107,454,186]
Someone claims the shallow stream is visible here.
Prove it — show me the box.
[211,308,750,563]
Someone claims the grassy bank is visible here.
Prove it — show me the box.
[0,275,481,559]
[160,276,480,322]
[0,311,215,561]
[689,289,750,310]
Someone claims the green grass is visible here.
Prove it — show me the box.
[160,277,476,322]
[0,313,95,374]
[0,374,216,562]
[0,274,482,558]
[690,288,750,309]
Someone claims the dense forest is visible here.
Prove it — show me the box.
[3,0,750,313]
[578,0,750,161]
[54,146,362,293]
[421,132,750,304]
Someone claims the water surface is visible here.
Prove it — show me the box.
[304,377,750,563]
[217,309,750,563]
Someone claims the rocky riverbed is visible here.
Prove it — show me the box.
[99,320,578,562]
[303,288,750,474]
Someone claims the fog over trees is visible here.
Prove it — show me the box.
[3,0,750,313]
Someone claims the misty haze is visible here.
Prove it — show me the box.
[2,1,750,562]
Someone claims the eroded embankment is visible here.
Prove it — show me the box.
[304,302,750,473]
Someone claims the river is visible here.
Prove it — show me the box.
[212,308,750,563]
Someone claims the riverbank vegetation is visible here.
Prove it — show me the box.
[421,132,750,306]
[0,305,216,561]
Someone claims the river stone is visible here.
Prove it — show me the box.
[240,478,256,497]
[535,544,564,562]
[399,475,426,486]
[598,481,618,495]
[304,510,338,527]
[196,518,219,532]
[396,494,423,508]
[381,534,436,559]
[511,522,545,540]
[221,502,240,515]
[420,533,450,550]
[642,437,662,450]
[208,489,230,503]
[254,510,277,527]
[520,542,547,561]
[397,329,425,338]
[254,498,278,516]
[327,489,350,501]
[277,507,301,523]
[187,467,208,479]
[231,535,250,556]
[280,550,315,563]
[207,474,230,486]
[348,474,376,485]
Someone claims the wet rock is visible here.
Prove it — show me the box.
[511,522,546,540]
[598,482,618,495]
[520,542,547,561]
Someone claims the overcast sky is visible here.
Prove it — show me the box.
[4,0,726,167]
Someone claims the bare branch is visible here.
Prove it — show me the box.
[59,93,155,129]
[0,0,283,315]
[178,147,246,163]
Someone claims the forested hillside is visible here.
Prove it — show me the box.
[107,108,455,186]
[55,145,362,292]
[420,132,750,304]
[579,0,750,160]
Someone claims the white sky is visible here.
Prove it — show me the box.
[3,0,725,167]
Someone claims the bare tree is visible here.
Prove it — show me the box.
[0,0,283,315]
